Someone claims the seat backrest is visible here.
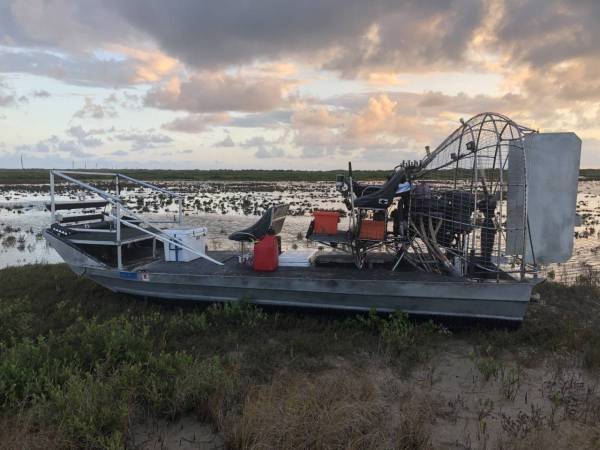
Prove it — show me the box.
[269,204,289,235]
[228,204,289,242]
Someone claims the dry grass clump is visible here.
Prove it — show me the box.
[495,427,600,450]
[226,369,436,450]
[0,414,65,450]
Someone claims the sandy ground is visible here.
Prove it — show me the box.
[129,339,599,450]
[129,415,224,450]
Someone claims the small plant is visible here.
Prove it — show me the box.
[1,235,16,247]
[500,404,545,439]
[469,345,501,381]
[499,366,521,401]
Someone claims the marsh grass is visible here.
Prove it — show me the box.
[469,282,600,370]
[0,264,443,449]
[1,265,600,449]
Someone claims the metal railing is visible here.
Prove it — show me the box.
[49,170,223,268]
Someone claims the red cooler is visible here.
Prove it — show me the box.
[253,235,279,271]
[313,211,340,235]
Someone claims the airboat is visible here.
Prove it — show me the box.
[43,113,581,321]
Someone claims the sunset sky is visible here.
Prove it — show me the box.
[0,0,599,170]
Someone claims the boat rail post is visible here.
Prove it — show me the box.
[116,201,122,270]
[114,173,122,269]
[50,170,56,223]
[178,192,183,225]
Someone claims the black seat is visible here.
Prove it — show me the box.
[353,169,407,209]
[228,204,289,242]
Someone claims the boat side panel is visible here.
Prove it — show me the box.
[85,269,533,321]
[43,230,106,275]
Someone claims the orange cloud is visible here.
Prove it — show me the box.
[108,45,180,83]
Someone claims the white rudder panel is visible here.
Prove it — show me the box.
[524,132,581,264]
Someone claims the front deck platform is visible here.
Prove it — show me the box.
[54,221,160,246]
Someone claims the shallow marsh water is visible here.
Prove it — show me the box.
[1,180,599,282]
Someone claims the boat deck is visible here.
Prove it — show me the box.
[138,250,466,283]
[58,222,159,246]
[67,227,157,245]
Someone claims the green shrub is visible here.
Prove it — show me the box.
[42,372,131,449]
[141,353,228,418]
[0,337,75,409]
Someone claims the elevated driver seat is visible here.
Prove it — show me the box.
[353,169,407,210]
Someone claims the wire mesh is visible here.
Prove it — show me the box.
[406,113,537,279]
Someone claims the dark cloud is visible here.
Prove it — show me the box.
[32,89,50,98]
[2,0,489,77]
[109,0,393,68]
[495,0,600,68]
[0,0,133,51]
[0,0,598,88]
[109,0,483,74]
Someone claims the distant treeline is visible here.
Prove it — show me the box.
[0,168,391,184]
[579,169,600,180]
[0,167,598,184]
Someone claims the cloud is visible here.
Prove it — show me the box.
[145,73,293,113]
[14,134,93,159]
[213,135,235,147]
[228,110,292,128]
[241,136,270,148]
[73,97,118,119]
[0,78,17,106]
[115,130,174,151]
[32,89,50,98]
[0,47,146,87]
[0,92,15,106]
[494,0,600,69]
[1,0,600,168]
[107,0,484,75]
[240,135,287,158]
[290,94,430,158]
[66,125,105,147]
[291,105,341,128]
[255,147,285,158]
[161,112,230,133]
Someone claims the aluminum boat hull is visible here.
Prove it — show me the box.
[45,230,536,321]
